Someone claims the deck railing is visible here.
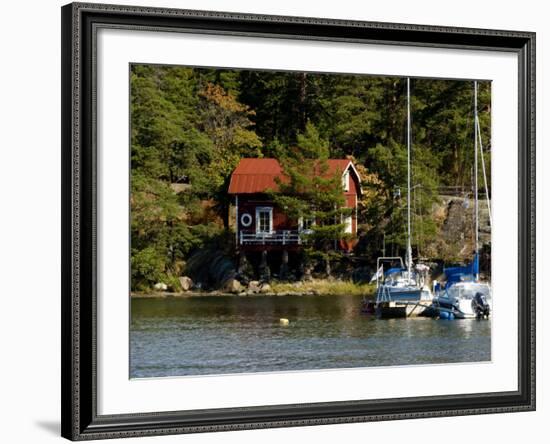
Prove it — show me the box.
[239,230,303,245]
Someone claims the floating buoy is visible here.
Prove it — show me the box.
[279,318,290,326]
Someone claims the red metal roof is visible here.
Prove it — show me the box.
[228,158,356,194]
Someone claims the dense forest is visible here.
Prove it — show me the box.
[130,64,491,291]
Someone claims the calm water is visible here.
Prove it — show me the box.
[130,294,491,378]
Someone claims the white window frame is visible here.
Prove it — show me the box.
[342,214,353,234]
[342,169,350,192]
[298,216,315,233]
[255,207,273,234]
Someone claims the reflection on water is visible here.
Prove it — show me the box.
[130,294,491,378]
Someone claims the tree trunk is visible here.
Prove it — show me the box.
[237,251,252,282]
[279,250,289,280]
[300,253,313,281]
[299,72,307,131]
[221,201,229,229]
[260,250,271,282]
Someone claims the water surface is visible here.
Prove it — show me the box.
[130,294,491,378]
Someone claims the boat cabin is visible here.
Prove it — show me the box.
[228,158,362,252]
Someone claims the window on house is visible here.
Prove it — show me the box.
[256,207,273,234]
[299,216,315,232]
[342,170,350,192]
[343,215,353,234]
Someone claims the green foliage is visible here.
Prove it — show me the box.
[131,247,166,291]
[270,124,352,273]
[130,66,251,290]
[130,64,491,290]
[270,280,376,296]
[295,122,330,159]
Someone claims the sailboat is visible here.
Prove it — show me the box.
[372,78,433,319]
[432,81,492,320]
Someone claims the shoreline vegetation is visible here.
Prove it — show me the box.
[131,279,376,298]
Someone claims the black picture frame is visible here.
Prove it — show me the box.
[61,2,536,440]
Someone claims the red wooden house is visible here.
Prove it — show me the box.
[228,158,362,252]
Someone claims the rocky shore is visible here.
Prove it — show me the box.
[131,278,375,299]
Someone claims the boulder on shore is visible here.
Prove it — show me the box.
[179,276,193,291]
[153,282,168,291]
[248,280,261,293]
[260,283,271,294]
[224,278,243,294]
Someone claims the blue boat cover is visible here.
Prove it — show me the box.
[443,253,479,288]
[384,267,405,277]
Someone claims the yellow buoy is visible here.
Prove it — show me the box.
[279,318,290,326]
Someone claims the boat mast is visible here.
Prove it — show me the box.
[406,77,412,281]
[477,111,493,228]
[474,80,479,281]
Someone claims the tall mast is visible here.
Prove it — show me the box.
[406,78,412,281]
[474,81,479,281]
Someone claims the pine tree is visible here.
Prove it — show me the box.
[270,123,352,277]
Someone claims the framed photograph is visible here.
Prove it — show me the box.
[61,2,535,440]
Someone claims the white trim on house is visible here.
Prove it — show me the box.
[355,194,358,234]
[235,195,239,244]
[345,161,361,183]
[340,161,363,195]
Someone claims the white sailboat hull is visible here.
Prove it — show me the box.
[375,284,433,318]
[377,286,432,302]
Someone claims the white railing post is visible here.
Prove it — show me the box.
[239,230,303,244]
